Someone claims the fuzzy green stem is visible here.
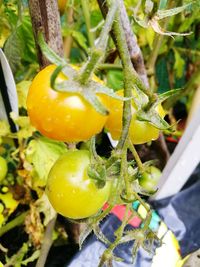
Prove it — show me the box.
[77,3,117,84]
[0,211,27,237]
[81,0,95,47]
[128,141,144,172]
[98,204,131,267]
[78,50,103,84]
[98,63,122,70]
[121,144,132,197]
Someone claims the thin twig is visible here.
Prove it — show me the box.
[0,212,28,237]
[97,0,149,88]
[35,215,57,267]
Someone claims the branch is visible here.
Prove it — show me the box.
[118,0,149,88]
[97,0,149,88]
[35,215,57,267]
[28,0,64,68]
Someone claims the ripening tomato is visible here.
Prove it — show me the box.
[58,0,67,14]
[105,90,165,144]
[46,150,111,219]
[0,156,7,181]
[27,65,109,142]
[139,166,161,192]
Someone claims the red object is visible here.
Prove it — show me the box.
[102,204,142,228]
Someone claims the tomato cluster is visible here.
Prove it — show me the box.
[27,66,164,145]
[27,66,164,219]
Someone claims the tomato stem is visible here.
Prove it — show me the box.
[128,140,144,172]
[80,0,95,48]
[77,3,117,85]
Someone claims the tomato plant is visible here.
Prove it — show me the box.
[138,166,161,192]
[0,156,7,181]
[105,90,165,144]
[46,150,111,219]
[27,65,109,142]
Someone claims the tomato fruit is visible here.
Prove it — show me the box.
[105,90,165,145]
[0,156,7,181]
[27,65,109,142]
[138,166,161,192]
[46,150,111,219]
[58,0,67,14]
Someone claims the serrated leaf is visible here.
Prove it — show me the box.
[79,224,93,249]
[94,83,132,101]
[157,2,194,20]
[25,136,67,184]
[137,109,171,130]
[50,64,77,91]
[38,32,65,66]
[149,18,192,37]
[82,89,109,115]
[87,165,104,181]
[154,88,183,106]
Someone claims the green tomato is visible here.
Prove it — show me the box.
[0,156,8,181]
[139,166,161,192]
[46,150,111,219]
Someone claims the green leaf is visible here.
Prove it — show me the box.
[37,32,65,66]
[94,83,132,101]
[154,88,183,106]
[107,70,123,90]
[4,17,37,74]
[174,49,185,78]
[82,89,109,115]
[157,2,194,20]
[50,65,77,91]
[4,29,23,74]
[137,109,171,130]
[25,136,67,184]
